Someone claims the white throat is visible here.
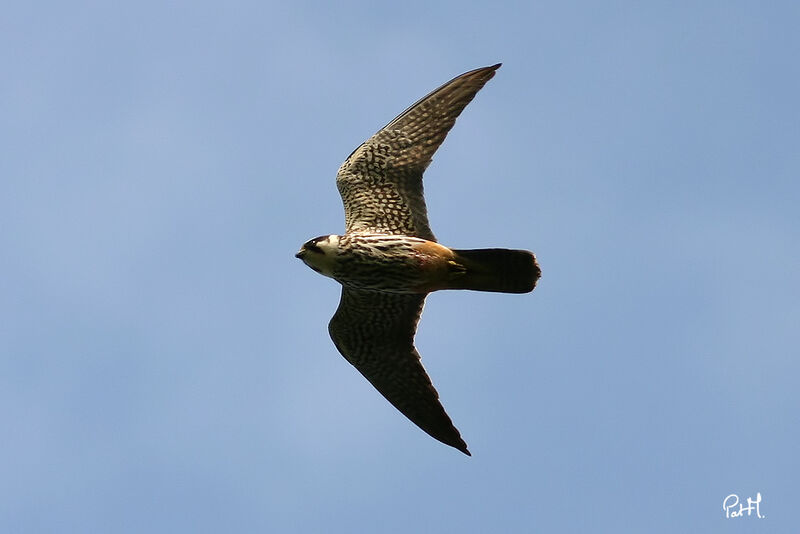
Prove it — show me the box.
[303,235,340,278]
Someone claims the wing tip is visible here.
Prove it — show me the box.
[437,428,471,456]
[467,63,502,79]
[456,442,472,456]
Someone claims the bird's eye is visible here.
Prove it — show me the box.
[304,235,329,253]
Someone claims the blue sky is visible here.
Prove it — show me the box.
[2,1,798,532]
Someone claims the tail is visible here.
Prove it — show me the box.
[448,248,541,294]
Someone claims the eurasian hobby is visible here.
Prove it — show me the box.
[296,64,540,455]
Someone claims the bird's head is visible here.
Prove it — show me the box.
[295,235,341,278]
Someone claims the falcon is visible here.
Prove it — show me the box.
[296,64,540,455]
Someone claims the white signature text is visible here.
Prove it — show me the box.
[722,492,763,519]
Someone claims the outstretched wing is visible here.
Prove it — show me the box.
[336,64,501,241]
[328,288,470,455]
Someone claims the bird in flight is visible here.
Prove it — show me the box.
[296,64,540,455]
